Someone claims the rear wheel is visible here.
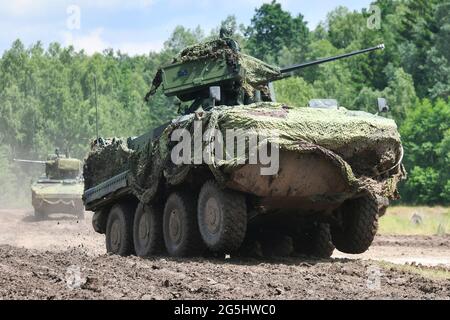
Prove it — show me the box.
[294,223,335,259]
[163,191,204,257]
[331,195,379,254]
[133,203,164,257]
[106,203,135,256]
[197,181,247,254]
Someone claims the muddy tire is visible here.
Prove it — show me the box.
[106,203,135,256]
[197,181,247,254]
[133,203,164,257]
[163,192,204,257]
[92,210,108,234]
[295,223,335,259]
[331,195,379,254]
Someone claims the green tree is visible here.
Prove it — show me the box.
[274,77,315,107]
[326,6,366,49]
[163,26,205,54]
[245,0,310,63]
[400,99,450,205]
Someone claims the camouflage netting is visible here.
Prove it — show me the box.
[209,103,405,200]
[216,104,403,176]
[176,39,280,79]
[175,38,238,63]
[85,103,403,202]
[237,54,281,83]
[85,103,405,204]
[83,138,133,190]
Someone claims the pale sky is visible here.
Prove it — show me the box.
[0,0,373,55]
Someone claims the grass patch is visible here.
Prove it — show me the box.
[379,206,450,236]
[378,261,450,281]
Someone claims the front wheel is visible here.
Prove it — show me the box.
[106,203,135,256]
[197,181,247,254]
[331,195,379,254]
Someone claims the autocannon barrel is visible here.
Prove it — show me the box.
[280,44,385,75]
[13,159,47,165]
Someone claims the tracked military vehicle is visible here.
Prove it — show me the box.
[15,152,85,220]
[83,35,405,259]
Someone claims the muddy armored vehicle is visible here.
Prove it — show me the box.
[16,152,85,220]
[83,35,405,259]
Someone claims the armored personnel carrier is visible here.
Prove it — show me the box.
[16,151,85,220]
[83,35,405,258]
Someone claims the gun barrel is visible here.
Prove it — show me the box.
[280,44,385,74]
[13,159,46,165]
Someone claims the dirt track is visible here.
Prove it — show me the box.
[0,209,449,300]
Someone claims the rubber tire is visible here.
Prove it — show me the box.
[133,203,164,257]
[106,203,135,256]
[197,181,247,253]
[331,195,379,254]
[163,191,204,257]
[295,223,335,259]
[92,209,108,234]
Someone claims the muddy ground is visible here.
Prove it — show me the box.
[0,209,449,300]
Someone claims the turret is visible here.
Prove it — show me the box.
[145,36,384,113]
[14,153,82,180]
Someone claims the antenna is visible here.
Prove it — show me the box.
[94,74,99,141]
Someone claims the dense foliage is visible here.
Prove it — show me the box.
[0,0,449,205]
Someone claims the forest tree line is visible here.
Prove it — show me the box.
[0,0,449,205]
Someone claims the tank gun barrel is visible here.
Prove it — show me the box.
[13,159,47,165]
[279,44,385,75]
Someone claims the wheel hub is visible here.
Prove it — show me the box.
[205,197,221,234]
[110,220,121,251]
[138,214,150,244]
[169,209,182,244]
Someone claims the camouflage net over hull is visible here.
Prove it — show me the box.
[83,138,133,191]
[84,103,405,205]
[217,103,403,177]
